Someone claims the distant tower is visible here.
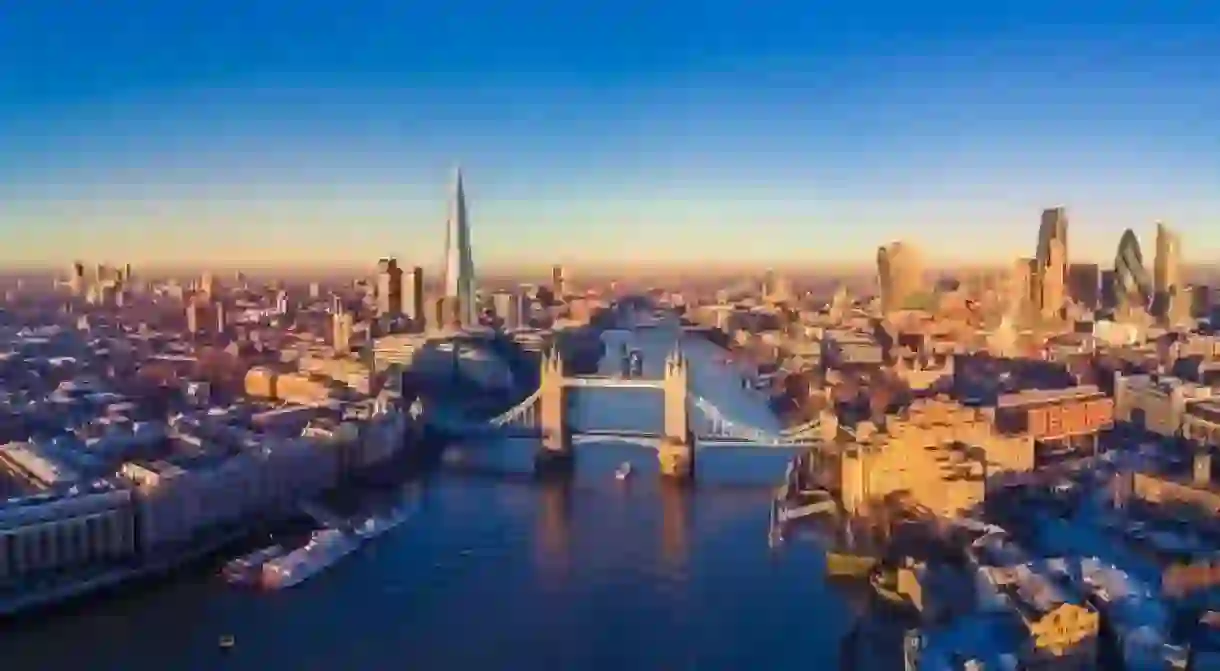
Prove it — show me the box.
[376,257,403,319]
[405,265,425,330]
[1114,228,1152,312]
[1039,238,1066,319]
[1153,221,1181,320]
[1035,208,1069,319]
[443,167,477,327]
[186,300,199,335]
[200,271,215,299]
[332,311,354,353]
[877,241,922,314]
[552,264,567,298]
[67,261,85,297]
[1037,207,1070,284]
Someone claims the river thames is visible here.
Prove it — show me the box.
[4,323,849,671]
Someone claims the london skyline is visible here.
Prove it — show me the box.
[2,2,1219,268]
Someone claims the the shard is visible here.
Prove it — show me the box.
[443,167,477,327]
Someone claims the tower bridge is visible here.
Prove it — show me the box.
[426,347,831,479]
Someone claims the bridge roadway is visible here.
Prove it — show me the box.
[443,316,806,483]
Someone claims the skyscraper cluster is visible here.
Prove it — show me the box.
[65,260,134,307]
[1006,208,1188,327]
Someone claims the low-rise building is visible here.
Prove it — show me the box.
[1114,373,1213,438]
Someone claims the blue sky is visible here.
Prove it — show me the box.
[2,1,1218,269]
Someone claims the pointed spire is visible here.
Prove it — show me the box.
[443,165,477,326]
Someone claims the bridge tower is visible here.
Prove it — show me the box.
[659,348,694,480]
[536,348,573,472]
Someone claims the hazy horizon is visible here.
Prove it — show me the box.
[3,2,1219,268]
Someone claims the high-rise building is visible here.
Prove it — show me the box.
[1039,238,1066,319]
[1114,228,1152,312]
[1066,263,1101,310]
[442,168,477,327]
[376,258,403,318]
[552,265,567,298]
[1100,270,1118,310]
[1037,207,1069,282]
[1007,258,1035,315]
[493,291,520,330]
[1191,284,1213,319]
[876,241,922,314]
[1033,208,1069,319]
[200,271,215,299]
[1153,221,1181,320]
[332,311,354,352]
[405,266,424,329]
[67,261,85,297]
[186,300,199,335]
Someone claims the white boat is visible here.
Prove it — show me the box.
[261,529,360,590]
[222,544,286,586]
[615,462,633,481]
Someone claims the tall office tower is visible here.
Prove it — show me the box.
[442,167,477,327]
[276,290,290,315]
[1037,207,1070,284]
[95,263,107,285]
[1007,258,1034,316]
[1114,228,1153,312]
[68,261,85,297]
[761,268,776,298]
[1066,263,1101,310]
[552,265,567,298]
[376,257,403,318]
[332,311,354,352]
[876,241,922,314]
[1039,238,1066,319]
[405,266,425,329]
[200,271,215,299]
[1169,286,1193,327]
[186,300,199,335]
[492,291,518,330]
[123,264,133,285]
[1152,221,1181,319]
[1192,285,1213,319]
[1100,270,1119,310]
[216,303,227,334]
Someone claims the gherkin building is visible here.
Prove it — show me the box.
[1114,228,1152,310]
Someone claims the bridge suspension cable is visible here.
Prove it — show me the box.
[689,395,821,446]
[486,388,542,427]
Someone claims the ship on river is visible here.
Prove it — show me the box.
[261,529,360,590]
[222,545,286,586]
